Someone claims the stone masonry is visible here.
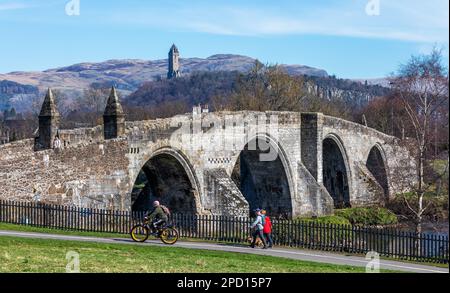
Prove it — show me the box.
[35,88,60,151]
[0,92,416,218]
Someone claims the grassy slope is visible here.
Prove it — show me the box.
[0,236,381,273]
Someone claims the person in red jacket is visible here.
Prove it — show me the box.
[261,210,273,248]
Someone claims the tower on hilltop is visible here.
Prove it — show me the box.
[167,44,181,79]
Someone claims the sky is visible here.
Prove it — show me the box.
[0,0,448,79]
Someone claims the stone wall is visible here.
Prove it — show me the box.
[300,113,323,182]
[59,126,104,148]
[0,110,416,217]
[321,115,416,206]
[205,169,249,216]
[296,163,334,217]
[0,137,130,210]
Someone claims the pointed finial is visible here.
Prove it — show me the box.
[110,86,118,101]
[46,88,55,103]
[47,87,53,97]
[39,88,60,117]
[104,86,124,116]
[103,86,126,139]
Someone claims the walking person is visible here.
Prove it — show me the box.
[250,209,268,249]
[261,210,273,248]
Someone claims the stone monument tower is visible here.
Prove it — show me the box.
[167,44,181,79]
[103,86,125,140]
[35,88,60,150]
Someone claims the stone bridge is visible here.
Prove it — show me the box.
[0,88,415,218]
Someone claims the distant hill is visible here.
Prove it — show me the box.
[0,53,392,113]
[126,71,391,112]
[0,80,39,112]
[0,54,329,112]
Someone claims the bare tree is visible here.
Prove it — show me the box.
[51,89,73,117]
[70,86,111,126]
[81,86,110,114]
[360,95,409,137]
[390,48,449,251]
[30,92,43,116]
[227,62,308,112]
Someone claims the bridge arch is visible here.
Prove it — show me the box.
[366,143,390,201]
[322,134,352,208]
[131,147,201,214]
[231,133,295,218]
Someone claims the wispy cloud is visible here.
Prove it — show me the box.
[0,2,29,10]
[0,0,59,12]
[2,1,447,44]
[106,0,449,44]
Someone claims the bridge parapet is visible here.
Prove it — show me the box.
[0,110,416,217]
[58,125,104,148]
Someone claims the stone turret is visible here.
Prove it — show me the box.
[35,88,60,150]
[103,86,125,140]
[167,44,181,79]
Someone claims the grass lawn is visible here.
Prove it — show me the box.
[0,222,446,269]
[0,236,387,273]
[0,222,129,239]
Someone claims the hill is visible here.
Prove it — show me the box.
[0,54,328,112]
[0,80,39,112]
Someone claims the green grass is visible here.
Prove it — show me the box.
[0,222,129,239]
[295,207,399,226]
[295,215,351,225]
[0,236,384,273]
[1,222,445,270]
[335,207,398,226]
[296,207,398,226]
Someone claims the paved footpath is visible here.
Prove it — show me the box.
[0,230,448,273]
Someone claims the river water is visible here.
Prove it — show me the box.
[400,221,449,237]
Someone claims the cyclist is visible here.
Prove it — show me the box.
[145,201,168,233]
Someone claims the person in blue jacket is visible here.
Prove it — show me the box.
[250,209,268,249]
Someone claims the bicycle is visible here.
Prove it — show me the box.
[130,217,179,245]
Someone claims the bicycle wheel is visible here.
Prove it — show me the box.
[159,227,179,245]
[130,224,149,242]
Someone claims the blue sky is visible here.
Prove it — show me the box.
[0,0,448,78]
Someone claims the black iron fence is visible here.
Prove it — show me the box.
[0,200,448,263]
